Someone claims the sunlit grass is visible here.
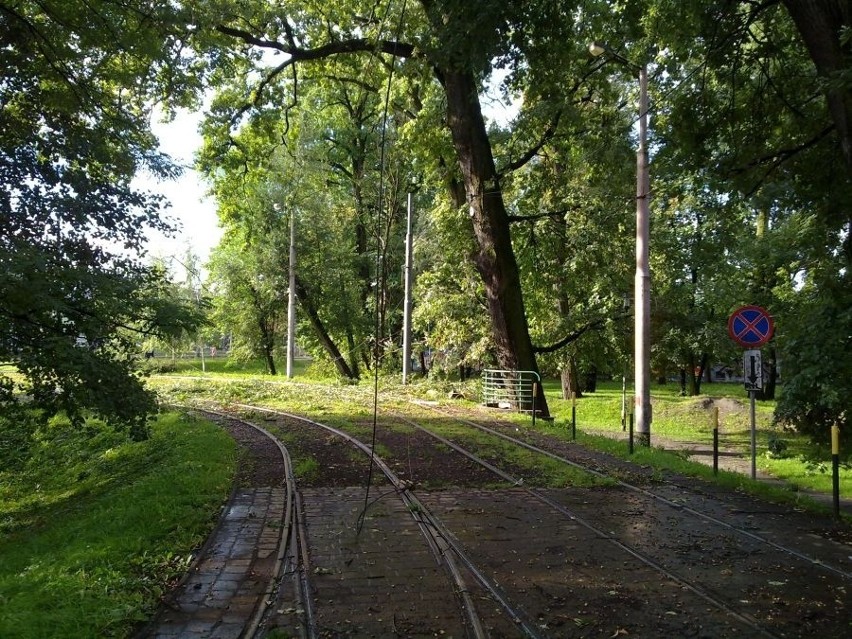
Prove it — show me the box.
[0,413,235,639]
[151,373,849,516]
[145,355,319,379]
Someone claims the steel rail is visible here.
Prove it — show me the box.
[231,402,544,639]
[191,408,318,639]
[417,401,852,582]
[390,411,781,639]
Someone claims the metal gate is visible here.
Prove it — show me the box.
[481,369,541,413]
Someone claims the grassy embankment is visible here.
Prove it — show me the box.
[543,380,851,503]
[152,359,850,510]
[0,412,235,639]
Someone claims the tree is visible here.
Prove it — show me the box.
[645,0,850,436]
[188,1,650,415]
[198,73,413,380]
[650,176,743,396]
[208,233,285,375]
[782,0,852,175]
[0,1,202,435]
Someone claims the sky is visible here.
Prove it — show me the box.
[139,108,222,274]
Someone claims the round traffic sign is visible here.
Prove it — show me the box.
[728,305,774,348]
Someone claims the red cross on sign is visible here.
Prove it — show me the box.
[728,305,774,348]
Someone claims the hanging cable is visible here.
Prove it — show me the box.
[357,0,408,535]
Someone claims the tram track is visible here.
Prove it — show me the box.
[226,401,834,638]
[147,386,851,637]
[230,402,545,639]
[388,412,781,637]
[385,403,852,637]
[191,409,317,639]
[411,401,852,582]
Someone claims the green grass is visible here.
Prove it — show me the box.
[0,412,236,639]
[544,380,776,439]
[145,355,317,379]
[293,456,320,481]
[150,372,851,515]
[542,380,851,503]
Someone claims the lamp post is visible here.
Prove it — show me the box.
[286,208,296,379]
[274,202,297,379]
[402,193,414,384]
[589,41,651,446]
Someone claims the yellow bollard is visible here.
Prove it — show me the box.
[832,424,841,518]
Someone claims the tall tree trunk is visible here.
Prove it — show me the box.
[584,365,598,393]
[295,277,356,380]
[757,345,779,400]
[346,327,360,379]
[694,352,708,395]
[441,69,549,417]
[783,0,852,173]
[751,209,779,400]
[259,322,276,376]
[687,353,698,396]
[561,356,582,400]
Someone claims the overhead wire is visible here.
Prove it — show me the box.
[357,0,409,535]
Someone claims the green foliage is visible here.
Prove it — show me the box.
[0,412,235,638]
[207,233,286,375]
[775,279,852,443]
[0,404,42,472]
[0,1,204,434]
[199,50,422,379]
[412,200,493,372]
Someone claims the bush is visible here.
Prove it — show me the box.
[775,281,850,445]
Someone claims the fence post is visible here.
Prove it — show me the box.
[832,423,841,519]
[532,382,537,428]
[628,410,634,455]
[712,406,719,476]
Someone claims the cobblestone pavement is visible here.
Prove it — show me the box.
[138,487,285,639]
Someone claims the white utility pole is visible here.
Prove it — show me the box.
[635,63,651,446]
[402,193,414,384]
[286,209,296,379]
[589,42,652,445]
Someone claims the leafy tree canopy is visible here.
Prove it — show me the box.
[1,1,203,436]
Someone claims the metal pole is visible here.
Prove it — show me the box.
[402,193,414,384]
[750,391,757,480]
[196,287,205,373]
[629,410,634,455]
[571,392,576,440]
[635,63,652,447]
[532,382,537,428]
[588,43,650,445]
[712,406,719,476]
[286,209,296,379]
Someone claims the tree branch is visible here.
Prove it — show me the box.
[734,125,834,196]
[215,25,417,62]
[507,207,577,223]
[533,315,625,354]
[498,110,562,176]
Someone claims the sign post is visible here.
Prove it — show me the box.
[743,350,763,392]
[728,306,774,481]
[743,349,762,479]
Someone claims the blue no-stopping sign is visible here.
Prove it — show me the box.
[728,305,774,348]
